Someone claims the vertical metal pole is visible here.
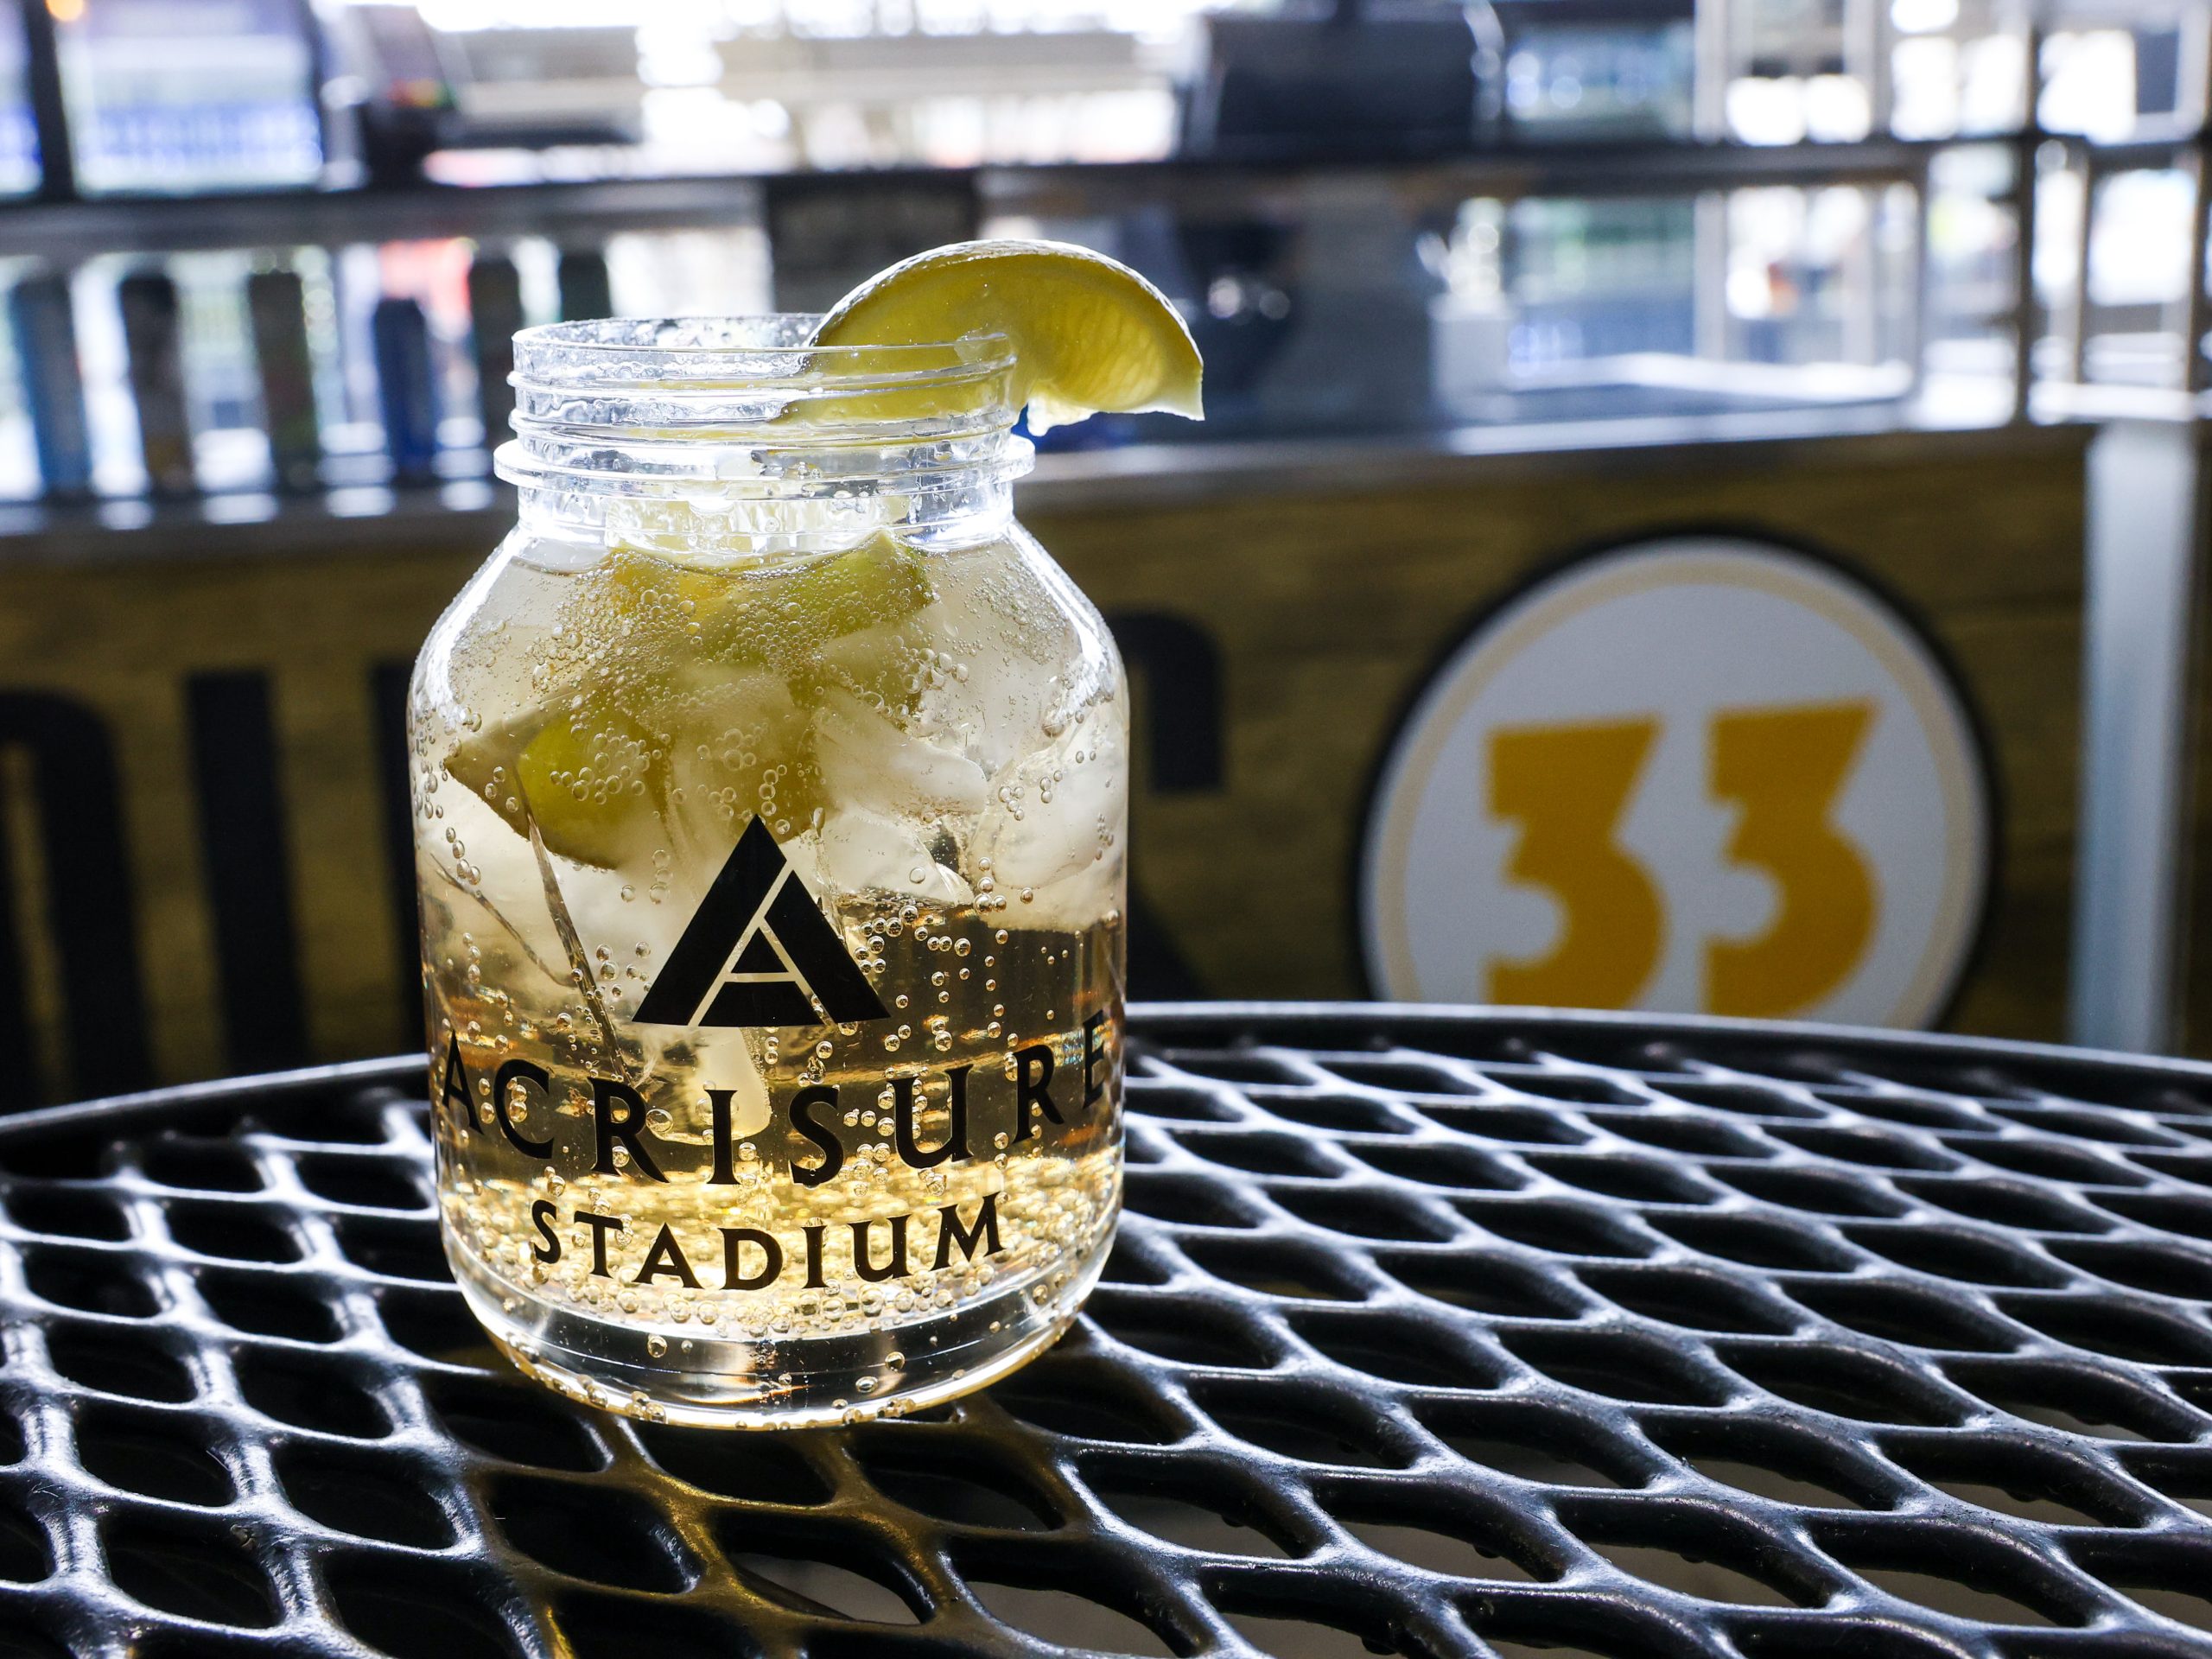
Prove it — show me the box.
[1904,163,1929,392]
[1691,0,1732,364]
[2076,16,2212,1053]
[2063,145,2092,388]
[1694,193,1730,364]
[2181,14,2212,395]
[1843,0,1891,137]
[1692,0,1729,143]
[2072,422,2204,1052]
[2183,133,2212,395]
[1840,187,1878,365]
[2181,6,2212,133]
[2011,22,2043,422]
[1839,0,1889,369]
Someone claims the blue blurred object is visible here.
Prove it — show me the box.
[372,296,438,486]
[10,272,91,499]
[1479,0,1694,143]
[0,3,41,197]
[1022,409,1139,453]
[50,0,323,196]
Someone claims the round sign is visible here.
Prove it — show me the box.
[1362,537,1991,1028]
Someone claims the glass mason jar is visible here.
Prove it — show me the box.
[409,318,1127,1428]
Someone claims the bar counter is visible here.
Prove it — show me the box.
[0,395,2089,1101]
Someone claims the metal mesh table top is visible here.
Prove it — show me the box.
[2,1004,2212,1658]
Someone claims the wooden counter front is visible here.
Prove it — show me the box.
[0,419,2088,1100]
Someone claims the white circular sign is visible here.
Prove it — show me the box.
[1363,537,1990,1028]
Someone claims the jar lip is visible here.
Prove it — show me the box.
[512,315,1016,393]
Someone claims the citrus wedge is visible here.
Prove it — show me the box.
[812,239,1203,434]
[442,533,937,867]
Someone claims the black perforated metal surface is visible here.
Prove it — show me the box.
[2,1004,2212,1658]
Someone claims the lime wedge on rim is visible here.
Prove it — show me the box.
[811,239,1204,434]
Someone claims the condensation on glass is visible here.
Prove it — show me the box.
[409,318,1126,1428]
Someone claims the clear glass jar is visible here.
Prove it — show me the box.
[409,318,1127,1428]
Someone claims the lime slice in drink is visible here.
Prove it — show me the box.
[812,239,1204,434]
[442,533,937,867]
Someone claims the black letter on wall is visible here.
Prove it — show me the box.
[0,690,151,1100]
[187,671,308,1073]
[1106,613,1223,1001]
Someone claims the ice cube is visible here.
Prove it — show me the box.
[417,788,576,995]
[810,620,926,713]
[1013,843,1122,932]
[812,688,990,818]
[817,807,975,906]
[659,666,811,850]
[976,716,1125,895]
[900,537,1112,778]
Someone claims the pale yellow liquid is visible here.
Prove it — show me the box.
[412,524,1126,1425]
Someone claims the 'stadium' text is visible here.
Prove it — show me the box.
[434,1010,1114,1185]
[522,1192,1010,1293]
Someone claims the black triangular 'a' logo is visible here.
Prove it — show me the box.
[632,817,888,1028]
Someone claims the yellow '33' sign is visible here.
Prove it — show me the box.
[1363,539,1990,1028]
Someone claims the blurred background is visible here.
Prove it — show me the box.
[0,0,2203,1101]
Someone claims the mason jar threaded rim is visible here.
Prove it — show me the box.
[509,315,1016,431]
[498,316,1032,535]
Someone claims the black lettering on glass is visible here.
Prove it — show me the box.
[493,1058,554,1158]
[632,1224,702,1288]
[438,1033,474,1135]
[531,1198,559,1263]
[708,1087,739,1184]
[1011,1044,1063,1143]
[935,1193,1002,1268]
[720,1226,782,1291]
[591,1076,667,1182]
[1083,1012,1109,1109]
[577,1210,625,1278]
[789,1084,843,1186]
[851,1215,908,1282]
[892,1067,969,1168]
